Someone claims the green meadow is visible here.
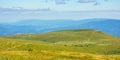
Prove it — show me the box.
[0,29,120,60]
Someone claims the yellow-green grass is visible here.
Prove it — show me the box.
[0,37,120,60]
[0,29,120,60]
[0,50,120,60]
[3,29,120,54]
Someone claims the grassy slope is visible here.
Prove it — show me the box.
[0,29,120,60]
[6,29,119,42]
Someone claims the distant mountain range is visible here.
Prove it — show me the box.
[0,18,120,37]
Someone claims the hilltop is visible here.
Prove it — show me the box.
[6,29,119,43]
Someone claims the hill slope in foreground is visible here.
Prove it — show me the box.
[0,29,120,60]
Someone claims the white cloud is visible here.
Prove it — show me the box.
[77,0,95,3]
[52,0,108,5]
[0,7,51,13]
[54,0,68,4]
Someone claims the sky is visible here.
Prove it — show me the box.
[0,0,120,22]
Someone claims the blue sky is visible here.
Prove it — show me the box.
[0,0,120,22]
[0,0,120,11]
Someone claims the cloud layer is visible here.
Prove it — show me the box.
[77,0,95,3]
[52,0,108,5]
[0,7,51,12]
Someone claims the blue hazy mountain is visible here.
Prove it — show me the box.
[0,18,120,37]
